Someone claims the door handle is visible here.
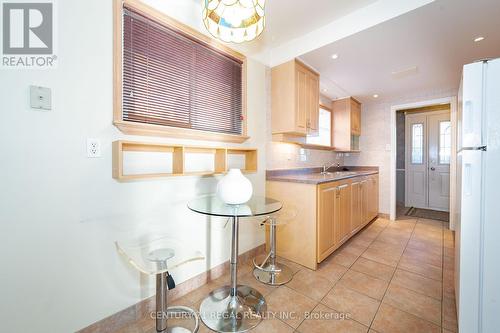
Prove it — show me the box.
[430,167,435,171]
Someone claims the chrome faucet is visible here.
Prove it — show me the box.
[321,161,340,175]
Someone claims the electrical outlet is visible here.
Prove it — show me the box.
[87,139,101,158]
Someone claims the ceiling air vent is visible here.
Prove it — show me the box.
[391,66,418,79]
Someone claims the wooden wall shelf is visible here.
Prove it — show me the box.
[113,140,257,180]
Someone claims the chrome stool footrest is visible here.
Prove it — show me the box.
[162,306,200,333]
[252,254,293,286]
[253,254,282,273]
[252,217,293,286]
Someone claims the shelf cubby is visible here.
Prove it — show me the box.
[113,140,257,181]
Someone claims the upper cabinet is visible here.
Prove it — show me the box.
[271,59,320,136]
[350,98,361,136]
[332,97,362,151]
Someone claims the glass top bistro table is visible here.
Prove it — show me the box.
[188,195,282,333]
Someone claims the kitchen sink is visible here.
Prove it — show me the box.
[319,171,359,177]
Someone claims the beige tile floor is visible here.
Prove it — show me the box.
[116,216,457,333]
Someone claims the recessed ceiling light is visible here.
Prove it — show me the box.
[331,54,339,60]
[373,94,379,98]
[474,36,485,42]
[322,88,328,92]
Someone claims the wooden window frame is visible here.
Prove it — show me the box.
[306,103,332,147]
[113,0,249,143]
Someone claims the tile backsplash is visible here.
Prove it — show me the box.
[266,142,345,170]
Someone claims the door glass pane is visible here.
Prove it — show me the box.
[411,123,424,164]
[439,121,451,164]
[307,107,331,146]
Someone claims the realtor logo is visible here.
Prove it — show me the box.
[1,0,57,68]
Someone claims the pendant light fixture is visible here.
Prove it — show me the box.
[202,0,266,43]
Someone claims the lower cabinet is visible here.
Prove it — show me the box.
[267,173,379,270]
[317,183,337,262]
[369,175,379,221]
[351,180,363,233]
[336,184,352,247]
[317,182,351,262]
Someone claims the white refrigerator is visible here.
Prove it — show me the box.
[455,58,500,333]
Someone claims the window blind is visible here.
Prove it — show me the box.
[122,7,243,135]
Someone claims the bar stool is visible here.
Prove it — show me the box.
[116,236,204,333]
[252,207,297,285]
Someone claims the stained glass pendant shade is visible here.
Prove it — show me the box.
[202,0,266,43]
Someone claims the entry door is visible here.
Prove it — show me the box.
[406,114,428,208]
[428,113,451,211]
[405,112,451,211]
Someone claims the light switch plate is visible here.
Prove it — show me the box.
[30,85,52,110]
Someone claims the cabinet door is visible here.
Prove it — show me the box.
[295,66,308,133]
[369,175,379,220]
[361,179,370,225]
[351,181,362,233]
[317,183,337,262]
[336,184,352,244]
[351,99,361,136]
[307,73,320,134]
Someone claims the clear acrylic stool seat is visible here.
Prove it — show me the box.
[253,207,297,286]
[116,236,204,333]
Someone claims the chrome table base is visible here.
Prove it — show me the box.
[252,254,293,286]
[199,285,266,333]
[163,325,192,333]
[199,216,267,333]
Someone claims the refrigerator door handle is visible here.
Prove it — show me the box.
[459,146,487,152]
[464,163,472,196]
[464,100,474,134]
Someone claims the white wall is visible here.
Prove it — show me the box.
[0,0,268,332]
[345,89,457,214]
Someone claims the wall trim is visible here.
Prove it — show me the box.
[378,213,390,220]
[77,244,266,333]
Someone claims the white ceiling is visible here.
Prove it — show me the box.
[299,0,500,103]
[231,0,380,58]
[264,0,378,47]
[180,0,435,64]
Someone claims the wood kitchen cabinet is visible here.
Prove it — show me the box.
[350,180,363,233]
[317,182,351,262]
[367,174,379,221]
[271,59,320,136]
[336,183,352,245]
[356,175,378,228]
[317,183,337,262]
[332,97,362,151]
[267,173,379,270]
[350,98,362,135]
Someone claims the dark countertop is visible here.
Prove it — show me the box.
[266,166,379,185]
